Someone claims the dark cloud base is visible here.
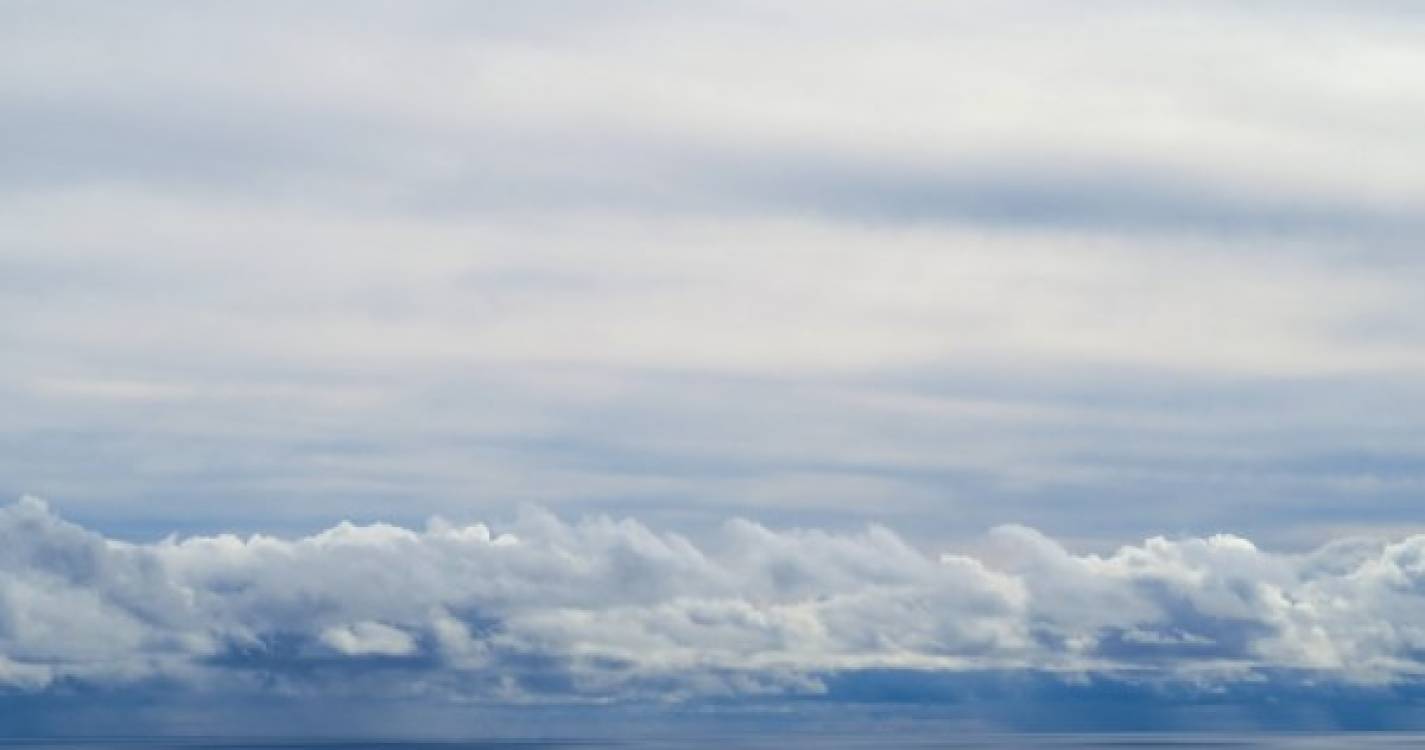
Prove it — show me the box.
[7,675,1425,735]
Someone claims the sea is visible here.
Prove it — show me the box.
[2,736,1424,750]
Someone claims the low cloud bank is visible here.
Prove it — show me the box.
[2,497,1424,702]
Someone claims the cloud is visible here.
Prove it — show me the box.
[7,0,1425,593]
[6,496,1425,707]
[319,621,419,657]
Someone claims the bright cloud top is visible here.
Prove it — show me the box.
[5,497,1425,703]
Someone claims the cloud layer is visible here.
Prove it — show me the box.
[7,496,1425,706]
[5,2,1425,548]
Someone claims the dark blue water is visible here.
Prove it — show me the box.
[1,737,1423,749]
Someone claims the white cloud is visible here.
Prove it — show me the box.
[6,496,1425,701]
[320,621,418,657]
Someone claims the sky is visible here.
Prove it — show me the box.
[5,0,1425,734]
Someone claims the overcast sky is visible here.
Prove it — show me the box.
[5,1,1425,732]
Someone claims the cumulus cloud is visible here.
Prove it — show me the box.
[5,497,1425,703]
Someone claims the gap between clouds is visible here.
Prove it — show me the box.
[3,496,1425,703]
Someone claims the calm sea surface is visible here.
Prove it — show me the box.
[2,737,1424,750]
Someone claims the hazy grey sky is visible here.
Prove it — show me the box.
[5,2,1425,544]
